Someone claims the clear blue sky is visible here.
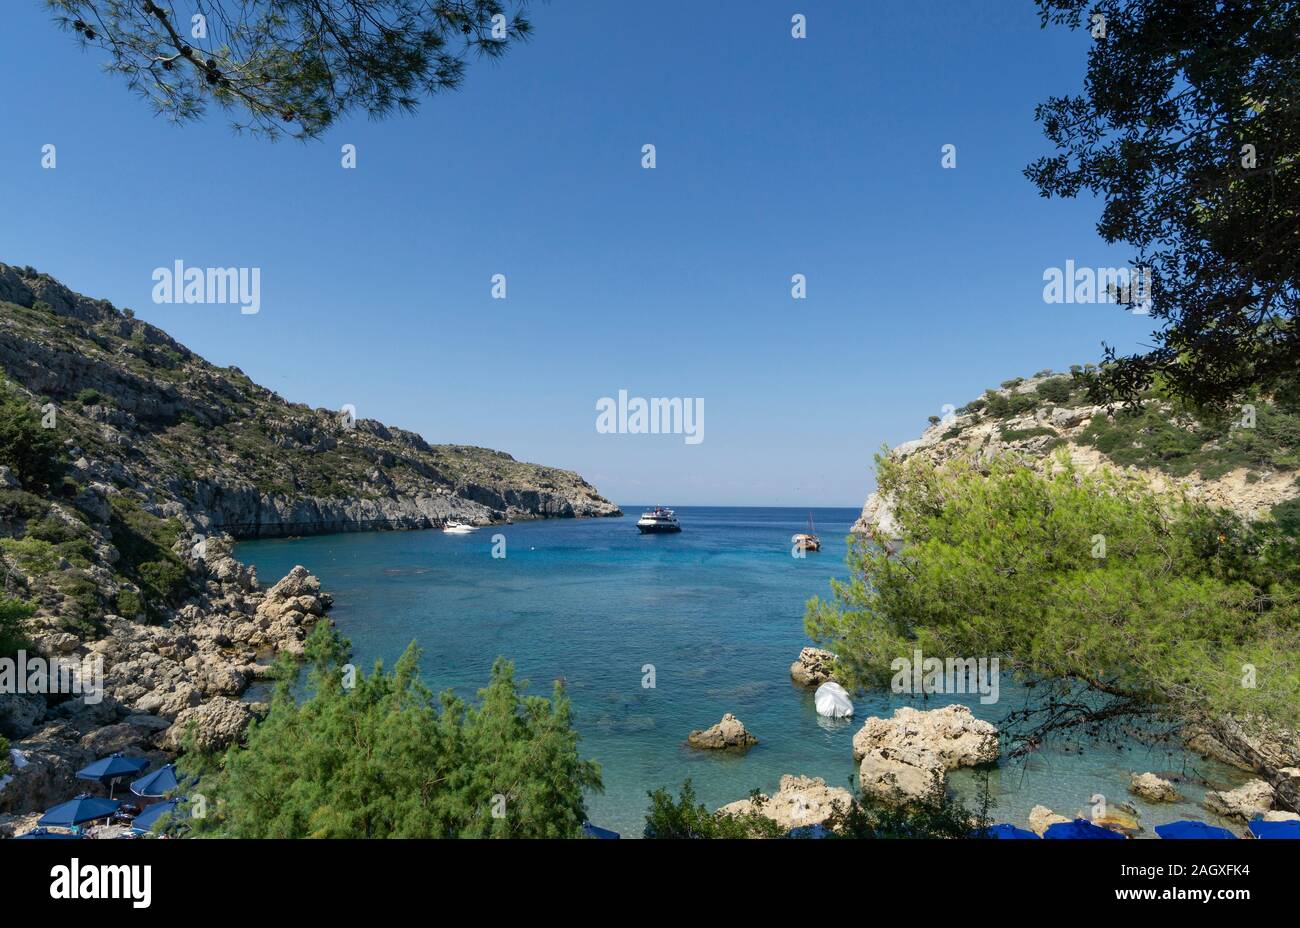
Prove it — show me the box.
[0,1,1151,507]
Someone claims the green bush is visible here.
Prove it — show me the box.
[182,624,602,838]
[0,595,35,657]
[643,780,785,839]
[0,388,65,491]
[1034,377,1074,405]
[806,451,1300,765]
[115,589,143,618]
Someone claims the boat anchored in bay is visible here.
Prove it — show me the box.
[636,506,682,534]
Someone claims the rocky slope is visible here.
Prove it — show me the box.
[0,261,619,827]
[855,368,1300,538]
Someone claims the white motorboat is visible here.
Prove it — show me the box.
[636,507,681,534]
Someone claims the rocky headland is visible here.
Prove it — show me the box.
[0,262,621,830]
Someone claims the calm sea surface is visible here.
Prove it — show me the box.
[236,506,1248,837]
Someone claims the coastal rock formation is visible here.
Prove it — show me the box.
[851,369,1300,538]
[852,704,999,770]
[162,697,259,753]
[687,713,758,750]
[1028,805,1070,836]
[716,775,852,830]
[1091,801,1143,837]
[790,647,836,687]
[1203,778,1276,822]
[0,261,623,816]
[1129,772,1182,803]
[857,744,946,806]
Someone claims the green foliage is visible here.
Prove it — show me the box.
[982,389,1039,420]
[0,734,9,776]
[0,387,65,491]
[1081,399,1300,479]
[1028,1,1300,407]
[806,451,1300,757]
[643,776,992,839]
[643,780,786,839]
[50,0,535,141]
[115,588,142,618]
[999,426,1058,443]
[74,388,103,406]
[825,775,993,839]
[184,623,602,838]
[1034,376,1074,405]
[108,495,189,616]
[0,595,35,657]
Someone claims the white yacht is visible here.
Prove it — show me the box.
[442,520,477,534]
[636,506,682,534]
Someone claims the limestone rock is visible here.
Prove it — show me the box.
[162,697,255,753]
[858,744,946,806]
[0,693,46,739]
[790,647,836,687]
[687,713,757,750]
[1203,778,1276,822]
[852,704,998,770]
[1029,805,1071,836]
[717,775,852,830]
[1129,772,1181,803]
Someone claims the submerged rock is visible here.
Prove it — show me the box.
[687,713,757,750]
[1028,804,1070,836]
[717,774,852,830]
[1129,772,1181,803]
[1203,778,1276,822]
[790,647,836,687]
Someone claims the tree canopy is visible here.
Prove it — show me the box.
[183,623,602,837]
[47,0,533,140]
[1027,0,1300,408]
[806,451,1300,803]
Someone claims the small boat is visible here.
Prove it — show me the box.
[442,521,477,534]
[792,513,821,552]
[636,506,681,534]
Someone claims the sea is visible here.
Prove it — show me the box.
[236,505,1250,837]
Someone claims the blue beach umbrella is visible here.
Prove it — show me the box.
[131,798,187,835]
[1247,819,1300,840]
[1043,819,1127,840]
[977,823,1041,839]
[581,821,621,840]
[39,794,121,828]
[130,763,180,798]
[1155,820,1236,840]
[14,828,84,839]
[77,753,150,797]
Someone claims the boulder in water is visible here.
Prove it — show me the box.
[687,713,758,750]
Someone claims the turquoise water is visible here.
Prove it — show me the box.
[236,506,1249,837]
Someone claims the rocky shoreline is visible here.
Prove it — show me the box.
[0,536,331,833]
[0,261,623,835]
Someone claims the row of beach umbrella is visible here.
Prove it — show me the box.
[979,818,1300,839]
[19,755,188,838]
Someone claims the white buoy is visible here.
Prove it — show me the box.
[814,681,854,718]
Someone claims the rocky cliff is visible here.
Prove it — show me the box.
[0,261,619,824]
[855,368,1300,537]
